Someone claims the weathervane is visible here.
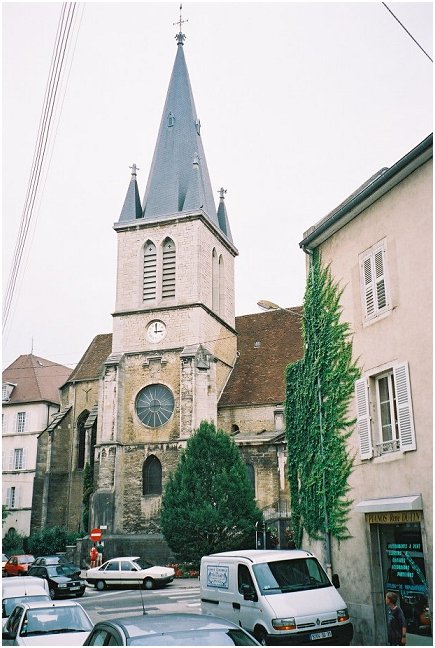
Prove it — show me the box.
[174,3,187,44]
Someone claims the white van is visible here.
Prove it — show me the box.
[2,576,50,625]
[200,550,353,645]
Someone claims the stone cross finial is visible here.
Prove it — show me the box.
[218,187,227,199]
[130,163,139,176]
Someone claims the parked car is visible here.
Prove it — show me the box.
[85,556,174,591]
[4,556,35,577]
[2,599,93,645]
[83,613,260,645]
[2,554,8,576]
[2,577,50,624]
[27,564,87,599]
[32,555,81,576]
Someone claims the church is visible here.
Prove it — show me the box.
[30,22,303,551]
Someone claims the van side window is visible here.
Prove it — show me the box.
[238,564,255,594]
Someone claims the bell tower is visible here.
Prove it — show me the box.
[92,16,238,533]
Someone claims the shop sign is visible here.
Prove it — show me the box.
[366,511,422,524]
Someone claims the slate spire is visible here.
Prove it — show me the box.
[119,164,142,222]
[141,27,232,242]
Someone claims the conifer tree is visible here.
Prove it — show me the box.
[161,421,262,565]
[285,254,360,552]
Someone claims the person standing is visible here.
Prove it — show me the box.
[96,542,103,566]
[90,544,98,568]
[386,591,407,646]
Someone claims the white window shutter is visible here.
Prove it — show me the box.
[14,487,20,509]
[355,378,373,459]
[6,488,11,507]
[394,363,416,452]
[374,247,387,310]
[8,450,14,471]
[22,448,27,470]
[362,255,375,319]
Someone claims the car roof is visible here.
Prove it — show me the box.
[96,613,243,638]
[15,600,84,610]
[106,556,141,561]
[205,549,313,563]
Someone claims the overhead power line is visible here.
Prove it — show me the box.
[382,2,433,63]
[2,3,80,332]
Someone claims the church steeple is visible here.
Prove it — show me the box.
[119,164,142,221]
[139,19,233,242]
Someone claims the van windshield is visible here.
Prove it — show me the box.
[252,558,331,594]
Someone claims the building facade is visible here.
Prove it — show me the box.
[2,354,71,537]
[31,28,303,546]
[300,134,433,645]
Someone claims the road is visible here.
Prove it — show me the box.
[78,578,201,624]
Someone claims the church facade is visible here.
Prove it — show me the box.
[31,27,303,544]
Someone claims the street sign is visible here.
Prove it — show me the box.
[90,528,102,541]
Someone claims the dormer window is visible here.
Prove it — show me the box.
[2,383,15,402]
[168,112,175,127]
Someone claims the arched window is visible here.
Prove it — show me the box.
[219,255,224,315]
[245,463,256,496]
[142,455,162,495]
[76,410,89,470]
[162,238,176,299]
[212,249,219,312]
[143,241,157,301]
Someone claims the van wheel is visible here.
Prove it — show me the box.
[254,627,268,646]
[95,580,106,591]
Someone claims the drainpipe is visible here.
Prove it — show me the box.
[302,245,332,579]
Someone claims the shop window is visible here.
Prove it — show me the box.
[378,522,431,642]
[355,362,416,459]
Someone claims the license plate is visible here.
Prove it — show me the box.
[309,630,332,641]
[70,586,80,591]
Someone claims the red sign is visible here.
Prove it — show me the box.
[90,528,102,541]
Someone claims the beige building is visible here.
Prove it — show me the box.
[300,134,433,645]
[2,354,71,537]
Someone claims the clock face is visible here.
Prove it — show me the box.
[147,320,166,343]
[135,384,175,428]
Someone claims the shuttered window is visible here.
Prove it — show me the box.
[162,238,176,299]
[13,448,26,470]
[143,241,157,301]
[360,243,389,321]
[6,487,17,508]
[355,363,416,459]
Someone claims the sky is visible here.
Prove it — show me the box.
[2,1,433,371]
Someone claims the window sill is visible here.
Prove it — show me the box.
[362,307,392,328]
[372,450,405,464]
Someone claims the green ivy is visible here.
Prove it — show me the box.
[285,253,360,547]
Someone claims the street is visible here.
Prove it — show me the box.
[78,578,201,624]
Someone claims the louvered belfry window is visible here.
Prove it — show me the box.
[143,241,157,301]
[162,238,176,299]
[360,242,388,321]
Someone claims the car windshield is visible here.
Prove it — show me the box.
[253,558,331,594]
[46,565,78,578]
[128,629,257,645]
[20,606,92,636]
[3,596,49,618]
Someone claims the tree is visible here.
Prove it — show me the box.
[2,505,10,526]
[285,253,360,558]
[161,421,262,565]
[26,526,81,556]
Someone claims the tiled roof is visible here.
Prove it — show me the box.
[219,309,304,407]
[65,334,112,383]
[2,354,72,405]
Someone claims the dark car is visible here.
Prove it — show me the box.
[32,555,81,576]
[27,563,87,599]
[83,613,260,645]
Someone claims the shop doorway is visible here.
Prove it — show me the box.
[378,523,431,645]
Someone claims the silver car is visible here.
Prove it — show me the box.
[83,613,260,645]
